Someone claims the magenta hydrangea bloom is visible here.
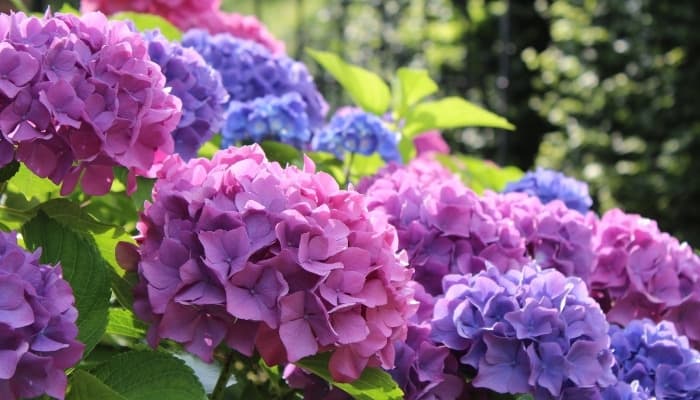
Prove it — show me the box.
[0,231,83,400]
[129,144,415,382]
[482,191,596,285]
[0,11,181,195]
[431,264,616,399]
[589,209,700,331]
[81,0,285,54]
[143,30,228,160]
[358,158,528,296]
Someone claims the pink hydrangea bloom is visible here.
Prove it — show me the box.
[0,11,181,195]
[590,209,700,334]
[81,0,285,54]
[413,130,449,156]
[482,191,596,285]
[129,144,415,382]
[358,158,528,296]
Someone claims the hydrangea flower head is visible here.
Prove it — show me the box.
[431,264,616,399]
[82,0,285,54]
[130,144,415,382]
[182,30,326,127]
[313,107,401,163]
[358,158,528,296]
[0,11,181,195]
[603,319,700,399]
[0,231,83,400]
[504,168,593,213]
[589,209,700,329]
[222,93,310,149]
[482,191,596,285]
[143,30,228,160]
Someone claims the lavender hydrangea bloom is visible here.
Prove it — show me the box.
[313,107,401,163]
[181,29,327,129]
[143,30,228,160]
[504,168,593,214]
[358,158,528,296]
[0,11,181,195]
[431,264,616,399]
[0,231,83,400]
[603,319,700,399]
[222,93,311,148]
[482,191,596,285]
[129,144,415,383]
[589,209,700,337]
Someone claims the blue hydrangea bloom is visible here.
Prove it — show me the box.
[143,30,228,160]
[181,29,327,129]
[602,319,700,400]
[312,107,401,163]
[222,93,311,148]
[431,264,616,399]
[504,168,593,213]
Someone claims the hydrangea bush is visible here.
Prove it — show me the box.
[0,3,697,400]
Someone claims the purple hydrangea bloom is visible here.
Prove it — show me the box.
[589,209,700,336]
[390,323,465,400]
[603,319,700,399]
[181,29,327,129]
[143,30,228,160]
[128,144,416,383]
[222,93,311,148]
[482,191,596,285]
[312,107,401,163]
[358,158,528,296]
[431,264,616,399]
[0,231,83,400]
[0,11,181,195]
[504,168,593,214]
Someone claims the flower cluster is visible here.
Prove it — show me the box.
[482,191,596,285]
[358,158,527,296]
[390,323,465,400]
[143,30,228,160]
[589,209,700,334]
[504,168,593,214]
[0,231,83,400]
[603,319,700,399]
[131,144,415,382]
[413,130,449,156]
[222,93,310,148]
[431,265,616,399]
[181,29,326,128]
[80,0,285,53]
[0,11,181,195]
[312,107,401,163]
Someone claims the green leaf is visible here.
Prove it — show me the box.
[348,153,385,183]
[437,154,524,194]
[403,97,515,137]
[59,3,79,14]
[22,211,111,356]
[68,370,128,400]
[398,135,417,163]
[296,353,403,400]
[394,68,438,117]
[0,160,19,183]
[111,12,181,41]
[306,151,345,183]
[7,164,60,203]
[307,49,391,115]
[261,141,302,166]
[91,351,207,400]
[106,308,147,339]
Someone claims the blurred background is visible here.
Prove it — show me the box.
[4,0,700,247]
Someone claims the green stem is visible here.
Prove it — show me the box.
[211,350,236,400]
[343,152,356,187]
[9,0,29,12]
